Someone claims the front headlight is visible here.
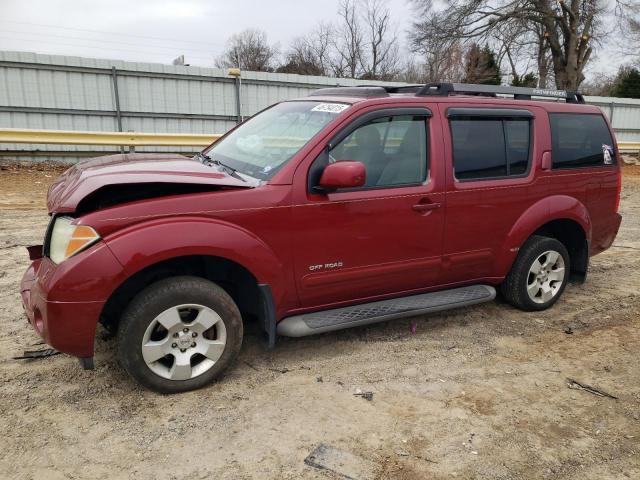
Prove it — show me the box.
[49,216,100,264]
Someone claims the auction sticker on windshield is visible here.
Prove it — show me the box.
[311,103,350,113]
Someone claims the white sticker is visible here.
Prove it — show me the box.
[602,144,614,164]
[311,103,350,114]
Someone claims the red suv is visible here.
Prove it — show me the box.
[20,83,622,393]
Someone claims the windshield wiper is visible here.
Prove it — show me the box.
[194,152,246,182]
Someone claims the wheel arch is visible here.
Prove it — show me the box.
[496,196,591,282]
[531,219,589,282]
[100,254,268,338]
[100,217,285,346]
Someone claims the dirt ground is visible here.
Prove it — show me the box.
[0,162,639,480]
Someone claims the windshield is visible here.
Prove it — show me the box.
[205,101,350,180]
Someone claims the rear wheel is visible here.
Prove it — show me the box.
[117,276,243,393]
[501,235,570,311]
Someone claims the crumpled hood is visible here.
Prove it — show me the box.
[47,153,256,213]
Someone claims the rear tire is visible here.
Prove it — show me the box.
[501,235,570,312]
[117,276,243,393]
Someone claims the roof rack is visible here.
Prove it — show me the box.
[309,86,390,98]
[415,82,585,104]
[308,82,585,104]
[309,85,423,98]
[358,84,424,94]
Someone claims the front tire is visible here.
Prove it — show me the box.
[117,276,243,393]
[501,235,570,311]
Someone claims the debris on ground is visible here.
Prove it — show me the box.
[564,326,574,334]
[242,360,259,371]
[13,348,60,360]
[268,367,290,374]
[409,322,417,334]
[566,378,618,399]
[354,391,374,401]
[304,443,376,480]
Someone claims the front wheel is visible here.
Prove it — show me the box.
[501,235,570,311]
[117,276,243,393]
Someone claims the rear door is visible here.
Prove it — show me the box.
[439,104,541,284]
[290,107,446,308]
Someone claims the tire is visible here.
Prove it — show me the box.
[117,276,243,393]
[501,235,570,312]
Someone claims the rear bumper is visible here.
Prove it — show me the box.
[20,243,126,358]
[591,213,623,256]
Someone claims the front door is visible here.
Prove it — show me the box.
[291,108,446,308]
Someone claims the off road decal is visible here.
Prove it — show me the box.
[308,261,344,272]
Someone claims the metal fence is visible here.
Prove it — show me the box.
[585,96,640,144]
[0,50,639,162]
[0,51,401,162]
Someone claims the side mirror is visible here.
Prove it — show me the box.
[317,161,366,191]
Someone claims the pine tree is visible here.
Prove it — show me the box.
[610,67,640,99]
[512,72,538,88]
[463,44,501,85]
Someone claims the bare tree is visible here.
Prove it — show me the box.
[395,58,426,83]
[215,29,279,72]
[410,0,638,90]
[359,0,401,80]
[278,39,325,75]
[580,71,616,95]
[410,16,465,82]
[532,23,553,88]
[309,23,335,75]
[334,0,364,78]
[616,1,640,62]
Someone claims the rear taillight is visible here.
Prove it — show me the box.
[615,170,622,213]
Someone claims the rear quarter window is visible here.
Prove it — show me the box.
[550,113,614,169]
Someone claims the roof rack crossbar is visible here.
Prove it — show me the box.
[356,84,424,94]
[416,82,585,104]
[309,86,390,98]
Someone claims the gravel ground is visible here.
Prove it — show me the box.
[0,164,639,480]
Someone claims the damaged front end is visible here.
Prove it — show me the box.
[21,152,258,369]
[47,152,257,213]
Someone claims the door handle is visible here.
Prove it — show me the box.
[412,202,441,213]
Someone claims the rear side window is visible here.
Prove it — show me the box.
[550,113,614,169]
[450,117,531,180]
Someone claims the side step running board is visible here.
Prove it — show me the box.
[277,285,496,337]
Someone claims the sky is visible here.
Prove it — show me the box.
[0,0,411,66]
[0,0,627,79]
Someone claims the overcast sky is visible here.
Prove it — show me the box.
[0,0,624,79]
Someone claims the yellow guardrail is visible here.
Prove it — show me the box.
[619,142,640,153]
[0,128,221,147]
[0,128,639,153]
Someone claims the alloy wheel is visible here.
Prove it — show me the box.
[141,304,227,381]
